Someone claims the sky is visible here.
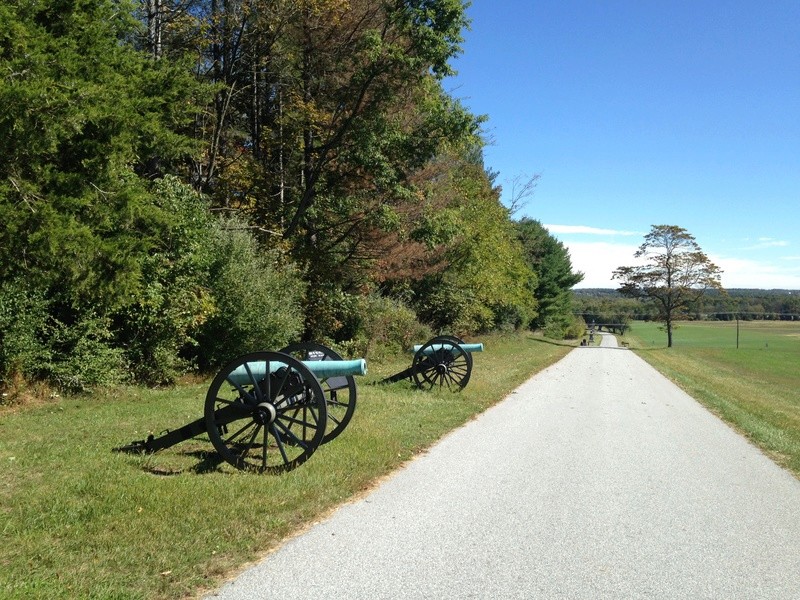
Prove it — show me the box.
[445,0,800,289]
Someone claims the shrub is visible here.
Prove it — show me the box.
[542,314,586,340]
[113,177,217,384]
[0,279,50,389]
[194,219,305,369]
[564,315,587,340]
[356,295,432,359]
[302,284,362,346]
[42,312,126,393]
[0,279,126,394]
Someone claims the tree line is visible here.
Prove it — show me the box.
[574,288,800,326]
[0,0,583,393]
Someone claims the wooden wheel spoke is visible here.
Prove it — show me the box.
[223,419,258,446]
[241,423,263,458]
[261,427,268,467]
[278,408,319,430]
[273,420,310,450]
[270,424,291,465]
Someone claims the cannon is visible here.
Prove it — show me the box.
[115,349,366,473]
[381,336,483,392]
[279,342,359,444]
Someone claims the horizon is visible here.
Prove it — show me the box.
[572,286,800,293]
[447,1,800,290]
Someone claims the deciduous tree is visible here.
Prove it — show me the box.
[613,225,723,346]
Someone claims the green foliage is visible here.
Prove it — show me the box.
[0,1,213,388]
[1,0,585,389]
[353,295,433,359]
[613,225,723,346]
[0,279,50,387]
[542,314,586,341]
[411,154,538,334]
[113,177,217,384]
[515,218,584,329]
[0,1,205,312]
[573,291,653,324]
[41,312,126,392]
[0,280,126,394]
[195,220,305,369]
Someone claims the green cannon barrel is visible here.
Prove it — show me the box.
[412,343,484,354]
[227,358,367,386]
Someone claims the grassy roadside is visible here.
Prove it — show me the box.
[0,332,572,600]
[624,321,800,478]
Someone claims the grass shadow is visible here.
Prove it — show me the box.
[526,337,576,348]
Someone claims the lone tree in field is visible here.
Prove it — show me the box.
[613,225,723,347]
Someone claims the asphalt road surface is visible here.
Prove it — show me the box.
[206,333,800,599]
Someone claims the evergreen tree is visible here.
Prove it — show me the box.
[0,0,209,387]
[515,218,584,329]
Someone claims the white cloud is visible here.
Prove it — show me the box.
[711,254,800,289]
[550,224,800,290]
[562,241,644,288]
[544,224,640,236]
[742,239,790,250]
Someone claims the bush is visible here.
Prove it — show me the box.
[413,283,474,335]
[542,314,586,340]
[42,313,126,393]
[194,218,305,369]
[113,177,217,384]
[355,295,432,359]
[302,284,362,346]
[0,279,50,389]
[564,315,587,339]
[0,279,126,394]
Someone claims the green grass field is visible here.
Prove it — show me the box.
[0,333,572,600]
[625,320,800,478]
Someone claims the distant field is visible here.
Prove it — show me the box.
[627,319,800,352]
[624,320,800,477]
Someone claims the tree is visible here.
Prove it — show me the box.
[408,148,538,334]
[613,225,723,347]
[0,0,212,388]
[515,218,584,330]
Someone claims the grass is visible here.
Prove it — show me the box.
[0,332,572,600]
[624,320,800,478]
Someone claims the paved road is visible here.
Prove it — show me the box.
[206,334,800,599]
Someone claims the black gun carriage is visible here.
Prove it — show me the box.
[381,335,484,392]
[115,345,366,473]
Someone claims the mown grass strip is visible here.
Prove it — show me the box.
[0,332,571,600]
[625,321,800,478]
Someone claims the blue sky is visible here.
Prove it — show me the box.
[446,1,800,289]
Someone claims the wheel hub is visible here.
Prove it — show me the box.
[253,402,277,425]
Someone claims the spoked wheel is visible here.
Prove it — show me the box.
[204,351,327,473]
[280,342,357,444]
[412,339,472,392]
